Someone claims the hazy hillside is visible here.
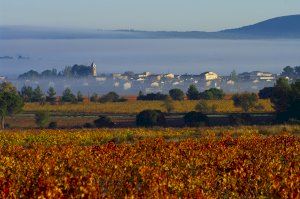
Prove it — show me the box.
[1,15,300,39]
[220,15,300,38]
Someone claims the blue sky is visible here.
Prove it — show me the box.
[1,0,300,31]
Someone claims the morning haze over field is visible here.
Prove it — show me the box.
[0,1,299,198]
[1,0,300,76]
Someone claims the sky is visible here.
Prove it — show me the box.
[0,0,300,31]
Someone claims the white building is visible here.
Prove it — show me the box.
[151,82,160,88]
[164,73,175,79]
[238,71,275,82]
[138,72,151,78]
[123,82,132,90]
[199,72,219,81]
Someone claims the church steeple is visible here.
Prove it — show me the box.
[91,62,97,77]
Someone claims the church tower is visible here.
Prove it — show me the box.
[91,62,97,77]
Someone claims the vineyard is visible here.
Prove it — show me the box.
[0,126,299,198]
[24,99,273,114]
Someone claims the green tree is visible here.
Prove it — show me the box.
[62,66,72,78]
[232,92,258,112]
[99,92,125,103]
[35,111,50,128]
[281,66,295,77]
[46,87,56,104]
[61,88,76,103]
[0,82,24,129]
[32,86,45,103]
[41,69,57,78]
[136,110,166,127]
[184,111,209,127]
[270,78,292,113]
[288,80,300,120]
[258,87,274,99]
[200,88,225,100]
[94,116,115,128]
[169,88,185,101]
[0,82,17,93]
[77,91,84,102]
[20,86,34,102]
[186,85,199,100]
[18,70,40,79]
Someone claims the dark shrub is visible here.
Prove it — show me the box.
[232,92,258,112]
[186,85,200,100]
[270,79,300,122]
[94,116,115,128]
[287,97,300,120]
[169,88,185,101]
[258,87,274,99]
[228,113,252,126]
[136,110,166,127]
[199,88,225,100]
[99,92,119,103]
[99,92,127,103]
[183,111,209,127]
[137,93,168,101]
[90,93,99,102]
[48,122,57,129]
[83,123,94,128]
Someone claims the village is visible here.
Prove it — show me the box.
[1,62,299,95]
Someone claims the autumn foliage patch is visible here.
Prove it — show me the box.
[0,129,299,198]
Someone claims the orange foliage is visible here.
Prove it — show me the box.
[0,134,299,198]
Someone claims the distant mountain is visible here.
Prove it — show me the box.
[1,15,300,39]
[220,15,300,38]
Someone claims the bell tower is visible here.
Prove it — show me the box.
[91,62,97,77]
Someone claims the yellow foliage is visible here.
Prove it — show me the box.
[24,99,273,114]
[0,127,298,198]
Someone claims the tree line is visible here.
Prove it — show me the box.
[280,66,300,79]
[18,85,226,104]
[0,78,299,129]
[20,86,84,104]
[20,86,127,104]
[18,64,94,79]
[138,86,225,101]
